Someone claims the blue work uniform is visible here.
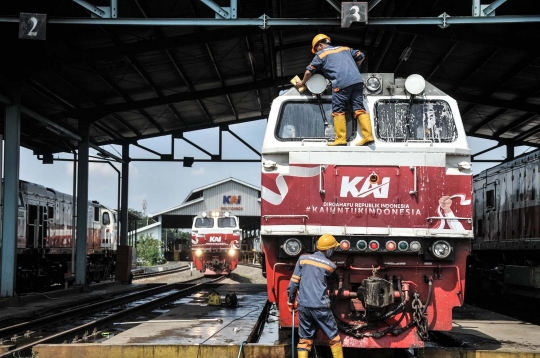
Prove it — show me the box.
[307,46,366,116]
[287,251,339,343]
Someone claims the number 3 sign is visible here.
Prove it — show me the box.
[341,2,368,28]
[19,13,47,40]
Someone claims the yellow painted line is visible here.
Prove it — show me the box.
[35,343,291,358]
[417,348,540,358]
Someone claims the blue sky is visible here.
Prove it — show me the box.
[12,119,532,216]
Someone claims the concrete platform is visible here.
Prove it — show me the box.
[34,284,289,358]
[418,304,540,357]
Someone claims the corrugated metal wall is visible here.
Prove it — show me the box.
[165,180,261,217]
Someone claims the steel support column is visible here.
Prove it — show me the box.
[1,83,21,297]
[120,143,129,246]
[75,123,90,286]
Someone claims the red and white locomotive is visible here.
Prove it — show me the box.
[191,211,241,275]
[260,73,473,348]
[14,180,117,292]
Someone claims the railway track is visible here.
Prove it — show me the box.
[0,276,225,358]
[132,264,191,280]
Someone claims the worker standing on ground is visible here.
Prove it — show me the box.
[295,34,373,146]
[286,234,343,358]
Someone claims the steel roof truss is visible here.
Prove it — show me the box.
[200,0,237,19]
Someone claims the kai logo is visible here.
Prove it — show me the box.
[340,176,390,198]
[209,236,222,242]
[223,195,241,204]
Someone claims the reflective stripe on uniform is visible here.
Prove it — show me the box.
[317,46,350,59]
[300,259,334,273]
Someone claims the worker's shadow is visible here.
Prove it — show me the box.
[226,273,253,283]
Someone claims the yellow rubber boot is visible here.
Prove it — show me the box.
[330,344,344,358]
[297,350,309,358]
[356,112,374,146]
[328,114,347,146]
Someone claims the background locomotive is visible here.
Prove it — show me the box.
[260,73,473,348]
[12,180,117,292]
[470,149,540,298]
[191,211,242,275]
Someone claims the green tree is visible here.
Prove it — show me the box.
[137,233,162,266]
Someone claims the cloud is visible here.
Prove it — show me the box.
[190,167,206,176]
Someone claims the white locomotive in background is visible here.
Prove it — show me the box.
[2,180,117,292]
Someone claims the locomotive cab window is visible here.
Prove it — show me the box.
[103,212,111,226]
[276,100,355,141]
[375,100,457,143]
[195,218,214,228]
[94,207,100,222]
[218,217,236,228]
[48,206,54,219]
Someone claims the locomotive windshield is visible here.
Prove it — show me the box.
[195,217,214,228]
[276,100,354,141]
[375,100,457,142]
[218,217,236,228]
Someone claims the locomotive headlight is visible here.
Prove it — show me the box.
[366,75,382,93]
[228,249,236,257]
[458,161,472,172]
[405,74,426,95]
[224,211,230,217]
[195,249,203,257]
[201,212,208,218]
[282,238,302,256]
[431,240,452,259]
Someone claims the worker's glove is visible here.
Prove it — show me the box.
[287,301,298,313]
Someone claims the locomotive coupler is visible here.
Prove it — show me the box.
[357,277,394,308]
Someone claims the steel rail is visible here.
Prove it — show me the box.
[132,265,190,280]
[0,277,225,358]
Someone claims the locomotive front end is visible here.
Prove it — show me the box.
[260,74,473,348]
[191,211,242,276]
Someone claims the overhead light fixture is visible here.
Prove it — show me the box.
[399,47,413,62]
[183,157,195,167]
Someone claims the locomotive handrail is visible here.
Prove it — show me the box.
[319,165,326,194]
[405,139,433,146]
[409,166,417,195]
[262,215,308,222]
[426,216,472,223]
[301,139,327,146]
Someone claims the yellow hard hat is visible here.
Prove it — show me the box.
[316,234,340,250]
[312,34,331,54]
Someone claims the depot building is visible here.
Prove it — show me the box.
[149,178,261,246]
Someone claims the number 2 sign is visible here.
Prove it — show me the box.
[19,13,47,40]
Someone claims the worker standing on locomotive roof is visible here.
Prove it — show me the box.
[286,234,343,358]
[295,34,374,146]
